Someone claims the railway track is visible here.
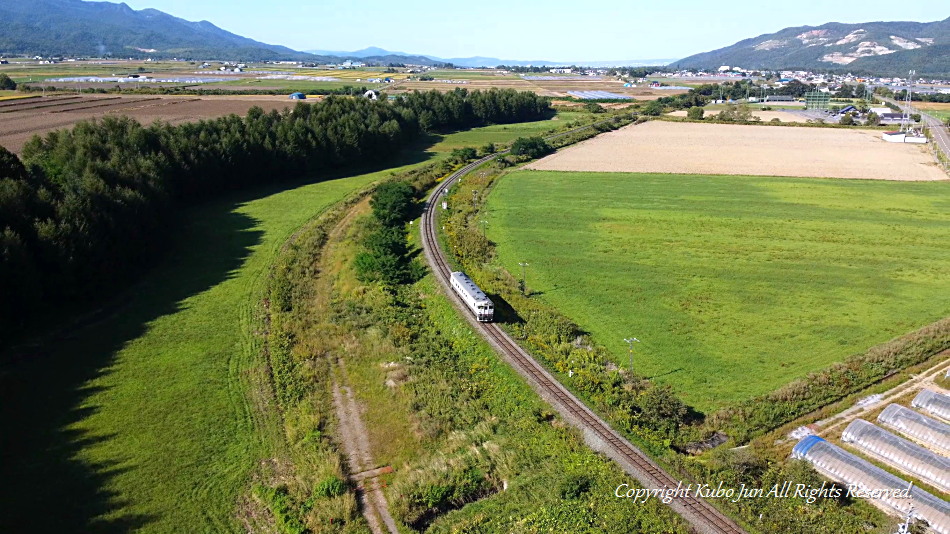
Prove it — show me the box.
[419,120,747,534]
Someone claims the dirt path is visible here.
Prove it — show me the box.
[331,360,399,534]
[813,352,950,437]
[319,194,400,534]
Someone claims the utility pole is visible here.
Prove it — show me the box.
[901,70,915,133]
[472,190,478,209]
[895,484,914,534]
[518,262,529,295]
[480,219,487,237]
[623,337,640,373]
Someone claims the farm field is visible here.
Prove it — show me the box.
[666,109,805,122]
[391,72,685,100]
[0,115,585,533]
[0,94,301,153]
[916,101,950,122]
[527,120,948,181]
[484,170,950,411]
[431,111,588,152]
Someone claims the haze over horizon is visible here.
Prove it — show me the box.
[119,0,948,62]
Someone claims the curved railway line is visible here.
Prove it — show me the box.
[419,120,748,534]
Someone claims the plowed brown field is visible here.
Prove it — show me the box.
[0,95,298,153]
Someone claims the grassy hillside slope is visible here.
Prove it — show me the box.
[0,113,585,533]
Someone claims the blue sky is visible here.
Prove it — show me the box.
[122,0,948,60]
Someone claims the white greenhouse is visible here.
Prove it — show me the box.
[842,419,950,493]
[878,404,950,453]
[913,389,950,423]
[792,435,950,534]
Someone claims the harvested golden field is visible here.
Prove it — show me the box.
[0,95,297,153]
[667,109,805,122]
[527,121,948,181]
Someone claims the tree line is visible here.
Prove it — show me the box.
[0,88,551,348]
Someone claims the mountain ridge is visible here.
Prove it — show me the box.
[0,0,327,61]
[308,47,677,68]
[671,17,950,76]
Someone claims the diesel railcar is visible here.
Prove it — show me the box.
[450,271,494,322]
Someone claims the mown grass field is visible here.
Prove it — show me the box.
[916,102,950,122]
[485,171,950,411]
[0,113,587,532]
[432,111,587,152]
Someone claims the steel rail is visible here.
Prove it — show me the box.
[419,120,748,534]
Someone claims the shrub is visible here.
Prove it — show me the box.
[559,474,592,499]
[584,102,606,113]
[254,485,308,534]
[371,182,416,227]
[0,74,15,90]
[478,142,496,156]
[686,106,704,120]
[313,476,347,499]
[641,100,664,116]
[510,136,552,159]
[450,147,478,163]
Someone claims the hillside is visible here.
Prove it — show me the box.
[671,17,950,76]
[0,0,326,61]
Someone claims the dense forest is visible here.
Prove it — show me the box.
[0,88,551,348]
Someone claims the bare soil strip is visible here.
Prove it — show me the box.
[331,360,399,534]
[0,95,99,113]
[48,98,159,113]
[0,96,295,153]
[527,120,948,181]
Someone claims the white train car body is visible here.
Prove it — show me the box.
[450,271,494,322]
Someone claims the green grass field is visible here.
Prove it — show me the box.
[922,109,950,122]
[201,79,386,91]
[485,171,950,411]
[426,69,515,80]
[0,114,586,532]
[433,112,587,152]
[0,171,386,532]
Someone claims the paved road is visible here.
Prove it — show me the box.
[419,120,748,534]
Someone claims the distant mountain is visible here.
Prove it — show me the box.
[435,56,677,68]
[307,46,411,58]
[306,46,676,68]
[0,0,328,61]
[671,17,950,76]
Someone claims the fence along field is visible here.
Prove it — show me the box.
[484,170,950,411]
[527,120,948,181]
